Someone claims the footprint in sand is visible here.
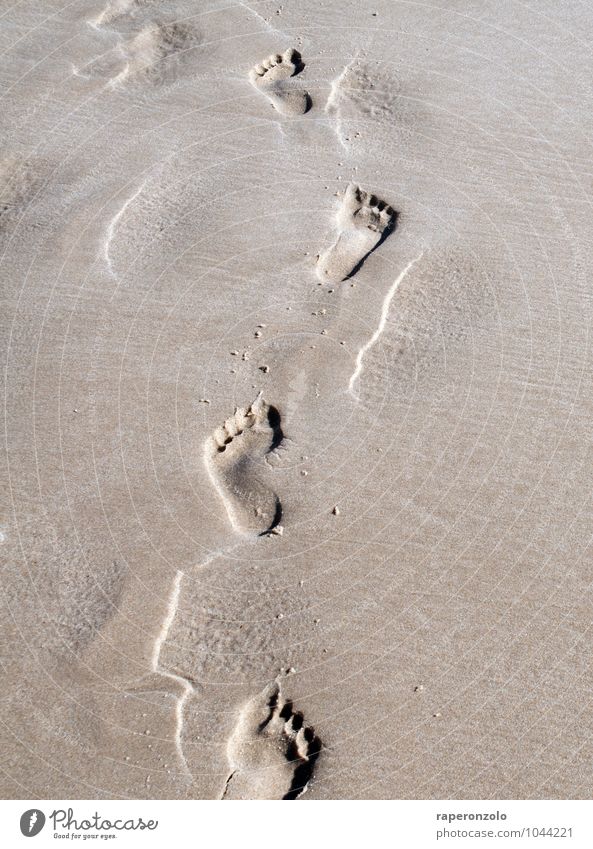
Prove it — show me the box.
[205,393,284,536]
[0,156,44,238]
[316,182,397,283]
[106,21,200,87]
[249,48,310,116]
[223,682,321,800]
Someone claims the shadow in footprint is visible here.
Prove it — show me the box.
[345,204,399,281]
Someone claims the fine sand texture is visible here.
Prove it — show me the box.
[3,0,593,800]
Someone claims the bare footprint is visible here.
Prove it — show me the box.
[107,22,200,87]
[249,48,310,116]
[316,182,397,283]
[0,156,44,239]
[204,393,283,536]
[223,682,321,800]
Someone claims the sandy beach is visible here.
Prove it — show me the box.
[2,0,593,800]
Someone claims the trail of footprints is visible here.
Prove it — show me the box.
[199,46,406,800]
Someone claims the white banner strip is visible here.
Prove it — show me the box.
[2,800,592,848]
